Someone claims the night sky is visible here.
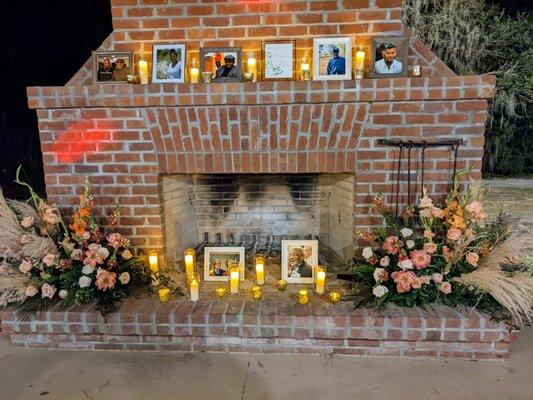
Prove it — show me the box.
[0,0,529,200]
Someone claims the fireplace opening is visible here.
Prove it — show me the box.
[161,173,355,266]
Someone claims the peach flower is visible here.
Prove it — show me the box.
[379,256,390,267]
[447,228,462,242]
[42,253,56,267]
[95,270,116,291]
[466,252,480,267]
[19,260,32,274]
[423,242,438,254]
[383,236,401,255]
[411,277,422,289]
[25,285,38,297]
[465,201,487,220]
[420,275,431,285]
[410,250,431,270]
[391,270,417,293]
[424,230,435,239]
[439,281,452,294]
[21,216,34,228]
[41,283,57,299]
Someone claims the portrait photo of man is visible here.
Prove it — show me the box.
[97,57,114,81]
[210,258,228,277]
[111,58,129,81]
[215,54,240,79]
[374,43,403,74]
[93,51,133,84]
[369,38,408,78]
[326,47,346,75]
[287,246,313,278]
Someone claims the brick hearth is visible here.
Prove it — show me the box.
[0,297,517,360]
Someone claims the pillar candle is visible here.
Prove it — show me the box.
[247,52,257,82]
[184,248,195,276]
[315,270,326,295]
[148,250,159,286]
[301,61,310,81]
[230,270,239,294]
[255,255,265,285]
[190,67,199,83]
[138,60,149,84]
[355,50,366,70]
[189,277,199,302]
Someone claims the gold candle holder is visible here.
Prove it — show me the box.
[329,291,341,304]
[276,279,287,291]
[184,248,195,277]
[298,289,309,305]
[251,286,262,301]
[202,71,212,83]
[158,288,170,303]
[215,287,227,299]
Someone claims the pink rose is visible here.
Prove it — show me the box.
[447,228,462,242]
[410,250,431,270]
[19,260,32,274]
[107,233,123,249]
[423,242,437,254]
[420,275,431,285]
[40,283,57,299]
[25,285,38,297]
[21,216,34,228]
[391,270,417,293]
[465,201,487,220]
[466,252,479,267]
[379,256,390,267]
[42,253,56,267]
[383,236,401,255]
[411,277,422,289]
[95,269,116,291]
[439,281,452,294]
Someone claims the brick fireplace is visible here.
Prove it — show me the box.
[4,0,512,360]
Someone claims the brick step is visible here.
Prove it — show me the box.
[0,297,518,360]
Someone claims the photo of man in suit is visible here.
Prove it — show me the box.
[288,246,312,278]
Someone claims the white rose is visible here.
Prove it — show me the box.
[98,247,110,260]
[119,272,131,285]
[58,289,68,299]
[121,249,132,260]
[78,276,91,288]
[19,260,33,274]
[82,265,95,275]
[379,256,390,267]
[71,249,83,260]
[372,285,389,298]
[400,228,413,238]
[25,285,38,297]
[41,283,57,299]
[373,268,386,283]
[399,259,414,270]
[431,273,443,283]
[21,216,34,228]
[362,247,373,260]
[406,240,415,249]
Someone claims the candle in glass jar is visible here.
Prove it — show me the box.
[247,52,257,82]
[158,288,170,302]
[315,270,326,295]
[215,287,227,299]
[190,58,199,83]
[276,279,287,291]
[189,276,199,302]
[301,57,311,81]
[184,248,195,276]
[148,250,159,286]
[329,291,341,304]
[412,65,421,77]
[138,60,149,84]
[251,286,262,300]
[355,49,366,70]
[230,269,239,294]
[255,255,265,285]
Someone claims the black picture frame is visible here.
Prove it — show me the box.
[369,37,408,78]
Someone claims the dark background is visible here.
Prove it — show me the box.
[0,0,530,200]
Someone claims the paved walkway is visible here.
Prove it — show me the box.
[0,179,531,400]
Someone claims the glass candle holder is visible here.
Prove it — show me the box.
[215,287,227,299]
[355,45,366,70]
[251,286,262,301]
[329,291,341,304]
[247,51,257,82]
[412,65,421,77]
[300,56,311,81]
[314,265,326,295]
[158,288,170,303]
[188,273,200,302]
[190,58,199,83]
[184,248,195,277]
[255,254,265,285]
[148,250,160,286]
[202,71,212,83]
[138,57,149,85]
[276,279,287,292]
[229,262,240,294]
[298,289,309,305]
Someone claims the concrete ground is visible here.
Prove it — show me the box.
[0,328,531,400]
[0,178,531,400]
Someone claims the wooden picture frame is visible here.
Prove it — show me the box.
[261,40,296,81]
[200,47,242,83]
[92,51,133,84]
[369,36,408,78]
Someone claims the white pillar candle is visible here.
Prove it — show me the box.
[189,278,199,301]
[230,270,239,294]
[315,270,326,295]
[138,60,149,84]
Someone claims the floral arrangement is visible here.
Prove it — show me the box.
[349,174,532,326]
[0,169,152,314]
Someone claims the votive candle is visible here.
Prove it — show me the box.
[329,291,341,304]
[355,48,366,70]
[276,279,287,291]
[215,287,227,299]
[251,286,262,300]
[298,289,309,305]
[158,288,170,302]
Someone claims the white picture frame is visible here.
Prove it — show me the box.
[313,37,352,81]
[151,43,186,83]
[261,40,295,81]
[203,247,245,282]
[281,240,319,284]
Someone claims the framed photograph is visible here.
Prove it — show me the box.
[200,47,242,83]
[151,43,186,83]
[92,51,133,84]
[369,36,408,78]
[203,247,245,282]
[261,40,295,81]
[281,240,319,284]
[313,37,352,81]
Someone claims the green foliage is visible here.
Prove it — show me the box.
[403,0,533,176]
